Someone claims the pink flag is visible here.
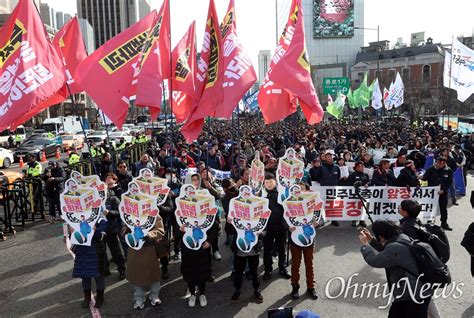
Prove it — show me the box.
[258,0,323,125]
[181,0,224,142]
[134,1,170,120]
[171,21,197,123]
[214,0,257,119]
[0,0,66,131]
[76,11,157,129]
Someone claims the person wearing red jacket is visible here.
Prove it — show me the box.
[179,149,196,168]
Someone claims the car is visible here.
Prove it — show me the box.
[86,136,104,147]
[62,134,84,150]
[13,138,63,162]
[0,148,14,168]
[108,131,133,143]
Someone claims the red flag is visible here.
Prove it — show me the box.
[75,11,157,129]
[215,0,257,119]
[258,0,323,125]
[53,16,88,95]
[171,21,197,124]
[36,16,89,113]
[181,0,224,142]
[0,0,66,131]
[134,1,170,119]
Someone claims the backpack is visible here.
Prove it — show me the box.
[398,239,452,288]
[411,223,450,264]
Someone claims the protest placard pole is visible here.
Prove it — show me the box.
[446,36,454,130]
[353,182,375,224]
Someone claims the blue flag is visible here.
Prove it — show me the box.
[453,167,466,195]
[243,90,259,113]
[423,155,434,171]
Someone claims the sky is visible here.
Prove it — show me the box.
[43,0,473,68]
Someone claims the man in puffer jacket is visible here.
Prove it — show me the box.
[359,220,432,317]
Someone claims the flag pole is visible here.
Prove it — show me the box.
[167,0,174,150]
[446,36,454,130]
[32,1,98,173]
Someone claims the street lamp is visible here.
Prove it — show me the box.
[354,25,381,121]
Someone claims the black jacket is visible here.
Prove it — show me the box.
[116,171,132,192]
[347,171,370,186]
[265,188,287,232]
[42,166,66,196]
[371,169,395,186]
[314,163,340,186]
[395,168,419,187]
[105,195,121,234]
[422,166,453,192]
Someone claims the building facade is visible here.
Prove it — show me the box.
[257,50,271,84]
[77,0,151,49]
[303,0,364,95]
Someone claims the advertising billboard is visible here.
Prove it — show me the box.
[313,0,354,38]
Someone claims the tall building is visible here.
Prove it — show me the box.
[64,13,72,24]
[56,10,64,29]
[78,18,95,54]
[0,0,43,29]
[258,50,271,84]
[77,0,151,48]
[302,0,364,93]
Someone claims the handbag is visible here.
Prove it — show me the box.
[155,236,171,259]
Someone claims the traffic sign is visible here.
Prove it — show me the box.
[322,77,350,95]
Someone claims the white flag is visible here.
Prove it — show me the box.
[371,78,383,110]
[383,86,392,110]
[443,39,474,102]
[386,72,404,108]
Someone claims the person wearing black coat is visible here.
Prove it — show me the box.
[103,174,126,280]
[157,191,176,279]
[116,160,133,192]
[461,222,474,277]
[72,218,108,309]
[99,152,114,181]
[395,161,420,188]
[308,158,321,183]
[179,220,219,308]
[42,161,66,223]
[422,157,454,231]
[228,222,264,303]
[262,173,291,281]
[347,162,370,186]
[371,160,396,186]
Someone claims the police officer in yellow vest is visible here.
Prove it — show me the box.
[47,131,54,139]
[15,134,22,147]
[26,154,43,213]
[68,148,81,165]
[90,145,104,158]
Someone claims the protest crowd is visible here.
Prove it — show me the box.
[24,116,473,317]
[1,0,474,317]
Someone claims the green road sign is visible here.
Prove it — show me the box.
[322,77,350,95]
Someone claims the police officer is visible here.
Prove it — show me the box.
[68,148,81,166]
[42,161,65,223]
[26,154,43,214]
[14,133,21,147]
[47,131,54,139]
[421,157,453,231]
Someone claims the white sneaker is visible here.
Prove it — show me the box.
[149,296,161,306]
[133,300,145,310]
[185,289,191,298]
[199,294,207,307]
[213,251,222,261]
[188,295,196,307]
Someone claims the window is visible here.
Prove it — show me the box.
[402,67,410,83]
[388,69,396,83]
[422,64,431,83]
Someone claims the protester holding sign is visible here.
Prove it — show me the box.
[227,185,271,304]
[125,218,165,310]
[262,174,291,280]
[422,157,454,231]
[282,184,322,300]
[71,218,108,309]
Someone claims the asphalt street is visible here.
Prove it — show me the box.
[0,177,473,318]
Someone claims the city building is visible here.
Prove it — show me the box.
[77,0,151,48]
[55,10,64,29]
[302,0,365,95]
[257,50,271,84]
[351,37,473,117]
